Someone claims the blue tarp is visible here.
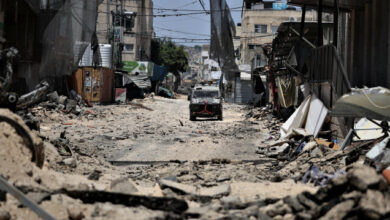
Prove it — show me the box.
[151,65,167,81]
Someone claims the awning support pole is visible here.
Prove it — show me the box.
[317,0,323,46]
[333,0,339,47]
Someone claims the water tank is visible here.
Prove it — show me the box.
[99,44,112,68]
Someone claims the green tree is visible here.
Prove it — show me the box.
[151,39,188,92]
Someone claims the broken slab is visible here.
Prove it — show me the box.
[198,184,230,199]
[280,95,311,138]
[229,180,317,203]
[305,96,328,138]
[159,179,197,195]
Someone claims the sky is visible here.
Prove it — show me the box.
[153,0,243,46]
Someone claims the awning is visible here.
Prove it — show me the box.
[288,0,364,10]
[118,72,151,89]
[331,87,390,121]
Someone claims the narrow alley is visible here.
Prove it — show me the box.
[0,0,389,219]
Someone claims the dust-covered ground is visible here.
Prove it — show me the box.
[40,96,271,163]
[1,95,389,219]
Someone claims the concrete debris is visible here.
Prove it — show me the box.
[198,184,231,198]
[110,178,139,194]
[258,164,390,219]
[63,157,77,168]
[0,95,389,219]
[0,210,10,220]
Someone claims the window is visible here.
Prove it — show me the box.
[252,3,264,10]
[264,2,273,8]
[271,25,279,33]
[248,44,261,50]
[124,44,134,52]
[254,24,267,33]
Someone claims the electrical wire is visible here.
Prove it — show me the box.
[103,2,242,12]
[154,27,210,37]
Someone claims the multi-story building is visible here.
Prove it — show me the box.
[240,0,316,64]
[96,0,153,62]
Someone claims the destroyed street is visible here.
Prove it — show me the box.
[0,0,390,219]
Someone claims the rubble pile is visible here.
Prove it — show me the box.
[259,164,390,220]
[0,110,187,219]
[246,106,283,140]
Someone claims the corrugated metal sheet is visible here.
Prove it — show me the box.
[120,72,151,89]
[128,75,151,89]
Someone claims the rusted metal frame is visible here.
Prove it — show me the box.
[285,62,303,76]
[330,46,335,107]
[289,27,316,49]
[269,52,279,112]
[332,46,351,91]
[0,176,55,220]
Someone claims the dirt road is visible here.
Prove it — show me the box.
[3,96,386,219]
[0,96,326,219]
[41,96,270,163]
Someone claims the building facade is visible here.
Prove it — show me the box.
[240,0,316,65]
[97,0,153,62]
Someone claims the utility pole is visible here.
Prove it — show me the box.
[112,0,123,69]
[106,0,110,41]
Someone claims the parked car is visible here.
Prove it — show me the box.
[189,86,223,121]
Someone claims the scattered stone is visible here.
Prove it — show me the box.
[348,165,381,191]
[57,95,67,105]
[63,157,77,168]
[283,196,304,212]
[67,206,85,220]
[199,184,231,198]
[267,143,290,158]
[216,173,231,182]
[297,193,317,210]
[88,170,102,181]
[0,210,10,220]
[26,192,50,204]
[220,196,242,209]
[319,200,354,220]
[310,147,324,158]
[359,189,388,219]
[341,191,362,202]
[260,200,292,217]
[110,178,139,194]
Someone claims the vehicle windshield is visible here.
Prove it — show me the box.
[192,90,219,98]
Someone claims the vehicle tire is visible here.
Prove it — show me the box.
[218,115,223,121]
[190,116,196,121]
